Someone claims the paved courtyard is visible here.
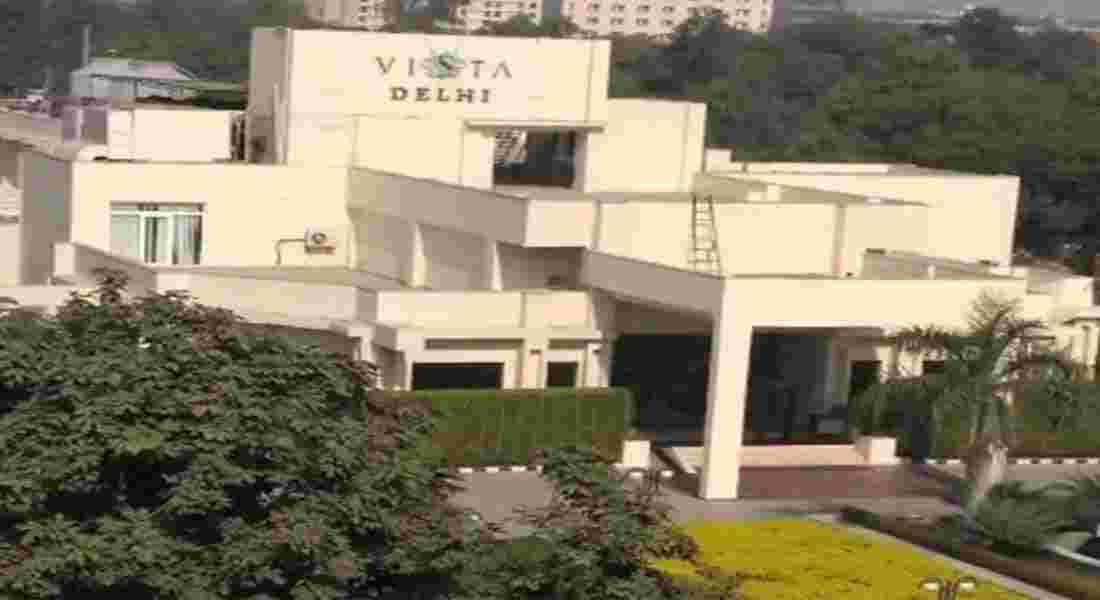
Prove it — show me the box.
[452,463,1100,533]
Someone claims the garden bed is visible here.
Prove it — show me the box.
[650,518,1033,599]
[841,506,1100,600]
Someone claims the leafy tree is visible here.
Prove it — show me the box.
[0,269,481,599]
[953,7,1029,71]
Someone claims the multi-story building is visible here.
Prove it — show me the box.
[560,0,774,37]
[307,0,545,31]
[305,0,390,29]
[2,29,1099,501]
[309,0,772,35]
[458,0,546,30]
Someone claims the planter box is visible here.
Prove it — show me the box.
[855,435,900,466]
[619,439,651,469]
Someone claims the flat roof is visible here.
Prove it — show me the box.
[716,162,1015,178]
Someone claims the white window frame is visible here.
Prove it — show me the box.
[111,203,204,266]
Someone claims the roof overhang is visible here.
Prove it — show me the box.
[464,119,605,131]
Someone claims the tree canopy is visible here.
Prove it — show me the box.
[0,270,476,598]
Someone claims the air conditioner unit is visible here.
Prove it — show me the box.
[304,228,340,255]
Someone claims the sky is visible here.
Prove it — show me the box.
[845,0,1096,20]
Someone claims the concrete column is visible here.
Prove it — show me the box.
[483,237,502,290]
[699,310,753,500]
[521,337,548,388]
[405,221,426,288]
[397,351,415,391]
[571,132,595,193]
[1082,324,1096,380]
[583,337,614,387]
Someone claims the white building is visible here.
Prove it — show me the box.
[562,0,774,36]
[307,0,772,34]
[70,57,198,103]
[0,29,1097,500]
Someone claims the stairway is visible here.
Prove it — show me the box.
[689,193,722,275]
[664,444,870,474]
[493,130,527,165]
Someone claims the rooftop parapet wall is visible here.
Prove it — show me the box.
[712,169,1019,268]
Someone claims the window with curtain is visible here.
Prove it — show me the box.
[110,203,204,266]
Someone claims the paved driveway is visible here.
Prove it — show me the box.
[451,463,1100,533]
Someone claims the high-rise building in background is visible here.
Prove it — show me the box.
[561,0,774,36]
[305,0,775,34]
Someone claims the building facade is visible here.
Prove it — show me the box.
[307,0,772,34]
[1,28,1098,501]
[561,0,773,36]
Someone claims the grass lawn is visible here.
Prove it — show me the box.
[652,518,1034,600]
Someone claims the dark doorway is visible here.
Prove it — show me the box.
[411,363,503,391]
[610,335,711,430]
[546,361,579,387]
[493,130,576,188]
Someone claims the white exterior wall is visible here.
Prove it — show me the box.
[718,172,1019,267]
[577,99,705,193]
[0,223,19,285]
[67,160,352,268]
[20,154,72,284]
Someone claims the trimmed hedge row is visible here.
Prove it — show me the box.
[373,387,634,467]
[851,380,1100,459]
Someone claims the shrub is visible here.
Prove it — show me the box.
[0,270,482,599]
[376,387,635,467]
[969,482,1074,554]
[462,445,703,599]
[1063,474,1100,532]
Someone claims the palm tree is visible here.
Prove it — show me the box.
[855,291,1079,457]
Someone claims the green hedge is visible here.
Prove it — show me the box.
[851,380,1100,459]
[373,387,635,467]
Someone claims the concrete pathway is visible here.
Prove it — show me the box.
[452,463,1100,532]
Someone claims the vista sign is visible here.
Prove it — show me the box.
[375,50,512,104]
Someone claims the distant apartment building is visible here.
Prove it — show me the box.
[561,0,774,36]
[458,0,546,30]
[307,0,772,35]
[771,0,846,29]
[305,0,390,29]
[306,0,544,30]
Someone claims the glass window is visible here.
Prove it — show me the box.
[636,17,648,24]
[587,16,599,22]
[110,203,203,266]
[636,4,650,11]
[546,362,579,387]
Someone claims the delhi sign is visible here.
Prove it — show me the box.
[375,50,512,104]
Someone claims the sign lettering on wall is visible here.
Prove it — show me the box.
[375,50,512,104]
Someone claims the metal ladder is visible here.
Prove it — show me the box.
[689,193,723,275]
